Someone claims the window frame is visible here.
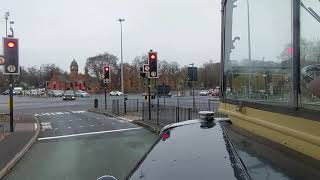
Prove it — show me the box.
[220,0,320,121]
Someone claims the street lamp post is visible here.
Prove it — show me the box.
[189,63,195,109]
[9,21,14,37]
[117,18,125,96]
[5,12,9,36]
[246,0,252,98]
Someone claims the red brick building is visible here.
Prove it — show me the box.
[48,59,100,93]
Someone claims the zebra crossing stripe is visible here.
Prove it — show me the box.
[35,111,87,117]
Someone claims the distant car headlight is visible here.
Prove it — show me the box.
[72,96,75,99]
[63,96,66,98]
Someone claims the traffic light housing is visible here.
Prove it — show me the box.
[3,37,19,74]
[148,51,158,78]
[103,65,111,81]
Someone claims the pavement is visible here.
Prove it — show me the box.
[0,113,39,179]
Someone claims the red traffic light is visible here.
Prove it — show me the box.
[149,52,157,61]
[7,41,15,48]
[104,66,110,72]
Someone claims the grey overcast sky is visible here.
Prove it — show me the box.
[0,0,221,72]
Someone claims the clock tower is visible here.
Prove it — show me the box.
[70,59,78,77]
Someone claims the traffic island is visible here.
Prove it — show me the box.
[0,114,40,179]
[89,109,162,134]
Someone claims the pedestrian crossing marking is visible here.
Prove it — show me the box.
[35,111,87,117]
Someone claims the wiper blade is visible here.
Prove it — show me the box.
[301,2,320,24]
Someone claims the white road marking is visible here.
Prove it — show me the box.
[68,127,71,129]
[101,124,104,126]
[118,117,133,122]
[41,122,52,131]
[38,127,142,141]
[34,123,38,130]
[69,120,73,122]
[54,128,58,131]
[36,111,88,117]
[71,110,86,114]
[79,126,83,128]
[90,125,95,127]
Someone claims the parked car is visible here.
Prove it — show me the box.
[212,87,220,97]
[2,89,20,95]
[2,89,9,95]
[208,88,214,95]
[199,90,209,96]
[109,90,123,96]
[97,111,251,180]
[75,90,90,97]
[48,90,63,97]
[62,90,76,100]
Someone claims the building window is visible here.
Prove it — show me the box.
[224,0,293,106]
[300,0,320,110]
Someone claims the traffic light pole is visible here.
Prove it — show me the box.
[9,75,14,132]
[104,85,107,109]
[148,78,151,121]
[5,13,14,132]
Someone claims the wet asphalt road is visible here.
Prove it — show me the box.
[1,95,158,180]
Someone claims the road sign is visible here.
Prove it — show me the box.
[3,37,19,75]
[150,71,156,77]
[7,65,16,72]
[143,64,150,73]
[187,67,198,81]
[0,55,5,65]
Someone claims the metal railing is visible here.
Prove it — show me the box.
[93,97,226,126]
[141,99,226,126]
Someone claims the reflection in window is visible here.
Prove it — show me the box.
[300,0,320,110]
[224,0,292,106]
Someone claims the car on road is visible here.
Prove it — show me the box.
[75,90,90,97]
[199,90,209,96]
[109,90,123,96]
[99,111,251,180]
[48,90,63,97]
[62,90,76,100]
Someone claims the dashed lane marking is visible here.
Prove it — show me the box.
[38,127,143,141]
